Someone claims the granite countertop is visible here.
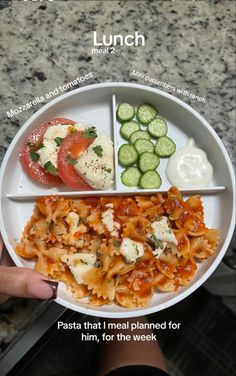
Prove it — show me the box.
[0,0,235,354]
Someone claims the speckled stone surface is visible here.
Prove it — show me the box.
[0,0,235,357]
[0,0,235,163]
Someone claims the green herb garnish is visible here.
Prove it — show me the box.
[113,240,119,248]
[105,168,112,173]
[37,142,44,149]
[66,155,77,165]
[27,142,35,148]
[30,150,40,162]
[83,127,97,138]
[125,257,135,265]
[80,260,88,265]
[44,161,58,176]
[93,145,103,157]
[54,137,64,146]
[94,260,100,268]
[150,234,163,249]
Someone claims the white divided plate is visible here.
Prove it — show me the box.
[0,83,235,318]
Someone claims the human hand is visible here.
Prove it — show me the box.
[0,235,58,303]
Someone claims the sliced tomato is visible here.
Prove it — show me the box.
[20,118,75,186]
[57,132,95,190]
[25,118,76,148]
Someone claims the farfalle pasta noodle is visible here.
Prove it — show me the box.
[15,187,219,309]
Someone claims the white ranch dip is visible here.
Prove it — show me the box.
[166,139,213,188]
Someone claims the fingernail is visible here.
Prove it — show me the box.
[27,279,58,300]
[42,280,58,300]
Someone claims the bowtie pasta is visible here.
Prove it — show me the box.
[15,187,219,309]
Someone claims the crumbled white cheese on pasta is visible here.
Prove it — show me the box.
[102,206,120,237]
[149,217,178,259]
[152,217,178,245]
[61,253,97,284]
[105,203,113,208]
[120,237,144,263]
[66,212,80,237]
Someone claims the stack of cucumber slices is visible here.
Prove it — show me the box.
[117,103,176,189]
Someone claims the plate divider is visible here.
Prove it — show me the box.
[6,186,226,201]
[112,93,120,191]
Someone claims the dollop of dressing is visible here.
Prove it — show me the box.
[166,139,213,187]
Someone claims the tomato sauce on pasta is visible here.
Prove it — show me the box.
[15,187,219,309]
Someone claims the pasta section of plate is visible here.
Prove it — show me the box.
[15,187,219,309]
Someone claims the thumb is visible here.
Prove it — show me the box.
[0,266,58,300]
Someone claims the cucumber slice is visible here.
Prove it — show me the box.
[121,167,141,187]
[118,144,138,166]
[155,136,176,157]
[120,120,140,141]
[139,152,160,172]
[148,117,168,138]
[139,170,162,189]
[134,139,154,155]
[130,130,151,144]
[117,103,135,123]
[137,103,158,125]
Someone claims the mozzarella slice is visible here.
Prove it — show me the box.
[61,253,97,284]
[74,133,114,190]
[37,124,86,169]
[120,237,144,263]
[37,139,59,169]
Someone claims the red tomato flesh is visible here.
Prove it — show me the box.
[57,132,95,190]
[20,118,75,186]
